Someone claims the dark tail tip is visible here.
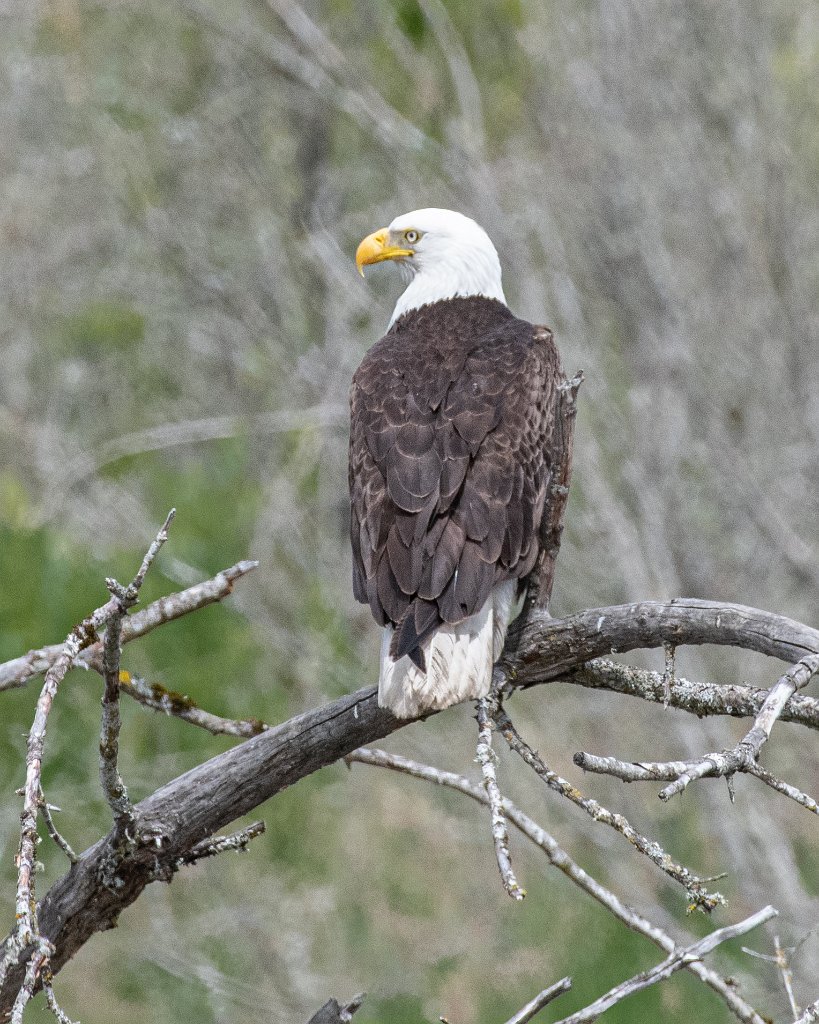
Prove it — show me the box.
[390,615,427,672]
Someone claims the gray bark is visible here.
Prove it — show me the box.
[1,598,817,1017]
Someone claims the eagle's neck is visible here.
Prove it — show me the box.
[388,247,506,327]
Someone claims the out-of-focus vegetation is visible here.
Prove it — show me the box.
[0,0,817,1021]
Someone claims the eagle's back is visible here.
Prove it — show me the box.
[349,295,562,686]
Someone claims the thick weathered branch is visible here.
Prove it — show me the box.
[503,600,819,687]
[0,687,397,1017]
[2,597,816,1014]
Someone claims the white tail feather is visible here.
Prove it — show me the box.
[378,581,517,718]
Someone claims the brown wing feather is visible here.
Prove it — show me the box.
[349,297,561,666]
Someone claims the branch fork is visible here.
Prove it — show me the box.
[574,652,819,810]
[1,511,177,1020]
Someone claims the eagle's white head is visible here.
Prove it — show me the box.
[356,208,506,327]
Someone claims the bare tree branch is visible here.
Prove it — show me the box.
[348,748,767,1024]
[503,978,572,1024]
[657,652,819,800]
[549,906,777,1024]
[98,511,176,855]
[573,751,819,819]
[0,560,259,693]
[41,977,77,1024]
[0,686,396,1017]
[745,762,819,815]
[1,512,175,1019]
[564,659,819,732]
[795,997,819,1024]
[774,935,801,1022]
[100,594,134,831]
[10,946,50,1024]
[573,653,819,804]
[475,697,524,900]
[492,703,725,910]
[119,672,269,737]
[173,821,266,869]
[2,594,815,1015]
[1,597,119,994]
[37,791,76,865]
[504,600,819,688]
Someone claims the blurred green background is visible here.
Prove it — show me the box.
[1,0,818,1021]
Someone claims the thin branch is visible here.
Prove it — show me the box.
[1,513,174,1016]
[475,698,525,900]
[174,821,266,868]
[119,559,258,645]
[745,762,819,814]
[503,978,572,1024]
[119,672,268,737]
[348,748,766,1024]
[573,752,819,818]
[564,659,819,731]
[657,652,819,801]
[42,976,79,1024]
[774,935,801,1021]
[128,509,175,594]
[549,906,777,1024]
[744,926,818,1024]
[0,559,259,693]
[10,944,50,1024]
[37,791,76,865]
[493,705,725,911]
[573,653,819,804]
[100,597,134,837]
[98,512,176,870]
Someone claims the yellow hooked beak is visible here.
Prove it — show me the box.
[355,228,413,276]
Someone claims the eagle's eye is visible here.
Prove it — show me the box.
[403,229,420,244]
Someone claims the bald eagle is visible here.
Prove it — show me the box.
[350,209,562,718]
